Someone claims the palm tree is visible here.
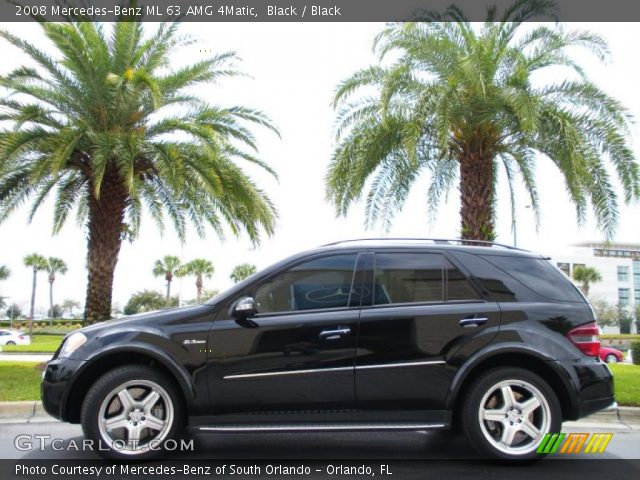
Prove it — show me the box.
[62,298,81,318]
[153,255,182,303]
[326,0,639,241]
[23,253,47,335]
[572,265,602,297]
[0,265,9,311]
[178,259,215,303]
[0,15,278,325]
[46,257,68,322]
[230,263,257,283]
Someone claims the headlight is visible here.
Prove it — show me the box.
[58,332,87,358]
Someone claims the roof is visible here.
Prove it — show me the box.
[316,238,542,257]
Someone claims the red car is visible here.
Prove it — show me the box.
[599,346,624,363]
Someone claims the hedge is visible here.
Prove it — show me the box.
[631,341,640,366]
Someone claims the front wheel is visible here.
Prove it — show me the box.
[81,365,184,460]
[605,354,618,364]
[462,367,561,460]
[6,341,16,345]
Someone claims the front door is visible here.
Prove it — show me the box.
[206,253,363,414]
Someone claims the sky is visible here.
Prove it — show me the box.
[0,22,639,315]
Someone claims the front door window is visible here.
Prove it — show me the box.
[254,254,358,314]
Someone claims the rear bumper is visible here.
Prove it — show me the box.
[555,358,614,420]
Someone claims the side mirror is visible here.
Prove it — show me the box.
[232,296,258,319]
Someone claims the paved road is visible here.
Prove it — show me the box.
[1,420,638,479]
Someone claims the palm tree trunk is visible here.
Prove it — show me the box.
[48,274,54,326]
[83,169,127,325]
[459,151,495,241]
[29,267,37,320]
[196,276,203,303]
[165,273,172,303]
[29,267,37,336]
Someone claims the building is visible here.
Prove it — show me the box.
[548,242,640,333]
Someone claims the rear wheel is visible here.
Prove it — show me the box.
[605,354,618,364]
[462,367,561,460]
[81,365,184,459]
[6,341,15,345]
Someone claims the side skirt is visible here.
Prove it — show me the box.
[189,409,451,432]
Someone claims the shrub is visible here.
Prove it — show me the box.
[124,290,166,315]
[631,341,640,366]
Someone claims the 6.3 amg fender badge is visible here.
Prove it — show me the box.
[182,339,206,345]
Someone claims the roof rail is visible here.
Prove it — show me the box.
[320,237,528,251]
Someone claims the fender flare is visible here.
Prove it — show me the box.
[445,343,579,413]
[61,343,196,418]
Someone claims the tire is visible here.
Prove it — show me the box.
[462,367,561,461]
[81,365,184,460]
[6,341,15,345]
[605,354,618,364]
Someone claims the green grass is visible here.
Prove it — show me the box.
[609,364,640,407]
[0,362,43,401]
[601,334,640,340]
[1,335,64,353]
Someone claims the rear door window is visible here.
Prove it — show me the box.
[446,260,481,301]
[373,253,443,305]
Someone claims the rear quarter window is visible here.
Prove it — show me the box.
[484,255,585,303]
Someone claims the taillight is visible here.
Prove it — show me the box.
[567,322,600,356]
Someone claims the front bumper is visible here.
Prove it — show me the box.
[41,358,86,421]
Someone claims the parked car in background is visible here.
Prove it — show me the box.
[0,329,31,346]
[599,346,624,363]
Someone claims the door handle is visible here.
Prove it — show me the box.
[459,316,489,328]
[319,327,351,340]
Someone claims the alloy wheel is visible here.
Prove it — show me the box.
[478,379,551,456]
[97,379,174,455]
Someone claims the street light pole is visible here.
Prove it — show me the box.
[513,205,531,248]
[8,299,14,329]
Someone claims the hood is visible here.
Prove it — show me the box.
[76,304,211,336]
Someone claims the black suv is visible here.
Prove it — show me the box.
[42,239,614,460]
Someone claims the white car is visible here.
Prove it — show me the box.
[0,329,31,346]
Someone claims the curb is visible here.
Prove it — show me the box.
[0,352,52,355]
[582,406,640,425]
[0,401,42,422]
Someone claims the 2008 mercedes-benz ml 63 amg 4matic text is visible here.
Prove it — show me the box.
[42,239,614,460]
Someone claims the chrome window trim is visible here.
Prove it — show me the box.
[223,360,446,380]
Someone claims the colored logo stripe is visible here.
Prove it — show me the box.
[584,433,613,453]
[537,433,565,454]
[560,433,589,454]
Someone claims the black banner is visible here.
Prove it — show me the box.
[2,459,640,480]
[3,0,640,22]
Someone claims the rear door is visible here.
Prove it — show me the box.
[354,250,501,410]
